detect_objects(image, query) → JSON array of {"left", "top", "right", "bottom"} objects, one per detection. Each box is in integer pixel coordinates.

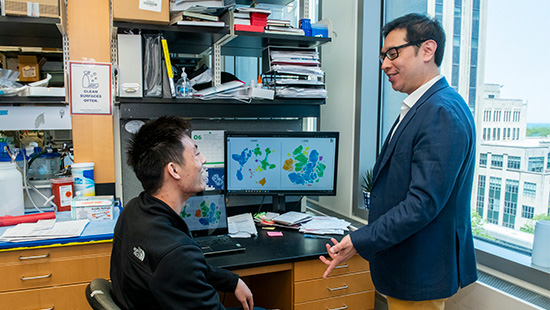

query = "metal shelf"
[
  {"left": 118, "top": 98, "right": 322, "bottom": 119},
  {"left": 0, "top": 96, "right": 67, "bottom": 105},
  {"left": 0, "top": 16, "right": 62, "bottom": 49}
]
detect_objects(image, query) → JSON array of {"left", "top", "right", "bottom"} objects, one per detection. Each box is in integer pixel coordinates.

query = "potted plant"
[{"left": 361, "top": 168, "right": 374, "bottom": 210}]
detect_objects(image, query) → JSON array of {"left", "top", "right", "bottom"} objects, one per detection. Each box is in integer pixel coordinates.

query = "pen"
[{"left": 304, "top": 234, "right": 335, "bottom": 240}]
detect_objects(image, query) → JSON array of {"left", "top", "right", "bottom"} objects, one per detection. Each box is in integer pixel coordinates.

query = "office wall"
[
  {"left": 316, "top": 1, "right": 381, "bottom": 220},
  {"left": 316, "top": 0, "right": 360, "bottom": 217}
]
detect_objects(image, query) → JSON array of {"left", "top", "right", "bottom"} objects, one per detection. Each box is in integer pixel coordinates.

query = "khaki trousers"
[{"left": 386, "top": 295, "right": 447, "bottom": 310}]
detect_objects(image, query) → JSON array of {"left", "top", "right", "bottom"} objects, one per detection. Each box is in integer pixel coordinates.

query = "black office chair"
[{"left": 85, "top": 278, "right": 122, "bottom": 310}]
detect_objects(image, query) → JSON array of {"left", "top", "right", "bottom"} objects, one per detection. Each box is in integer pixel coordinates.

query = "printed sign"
[{"left": 69, "top": 61, "right": 112, "bottom": 115}]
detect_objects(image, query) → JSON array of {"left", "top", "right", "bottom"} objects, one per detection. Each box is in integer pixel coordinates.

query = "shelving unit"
[{"left": 0, "top": 16, "right": 68, "bottom": 130}]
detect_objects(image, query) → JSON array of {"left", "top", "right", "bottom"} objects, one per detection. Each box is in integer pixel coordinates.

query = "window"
[
  {"left": 503, "top": 180, "right": 518, "bottom": 229},
  {"left": 378, "top": 0, "right": 549, "bottom": 294},
  {"left": 507, "top": 156, "right": 520, "bottom": 170},
  {"left": 493, "top": 110, "right": 501, "bottom": 122},
  {"left": 491, "top": 154, "right": 503, "bottom": 168},
  {"left": 488, "top": 177, "right": 502, "bottom": 224},
  {"left": 513, "top": 110, "right": 521, "bottom": 122},
  {"left": 522, "top": 205, "right": 534, "bottom": 219},
  {"left": 484, "top": 110, "right": 491, "bottom": 121},
  {"left": 477, "top": 175, "right": 486, "bottom": 217},
  {"left": 528, "top": 157, "right": 544, "bottom": 172},
  {"left": 479, "top": 153, "right": 487, "bottom": 166},
  {"left": 523, "top": 182, "right": 537, "bottom": 197}
]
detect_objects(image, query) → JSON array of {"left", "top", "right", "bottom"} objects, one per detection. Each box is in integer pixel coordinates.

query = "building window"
[
  {"left": 484, "top": 110, "right": 491, "bottom": 121},
  {"left": 493, "top": 110, "right": 501, "bottom": 122},
  {"left": 528, "top": 156, "right": 544, "bottom": 172},
  {"left": 504, "top": 110, "right": 511, "bottom": 122},
  {"left": 523, "top": 182, "right": 537, "bottom": 197},
  {"left": 491, "top": 154, "right": 503, "bottom": 168},
  {"left": 503, "top": 179, "right": 518, "bottom": 229},
  {"left": 522, "top": 205, "right": 534, "bottom": 219},
  {"left": 492, "top": 128, "right": 497, "bottom": 140},
  {"left": 488, "top": 177, "right": 502, "bottom": 224},
  {"left": 479, "top": 153, "right": 487, "bottom": 166},
  {"left": 507, "top": 156, "right": 521, "bottom": 170},
  {"left": 482, "top": 128, "right": 487, "bottom": 140},
  {"left": 477, "top": 175, "right": 486, "bottom": 218},
  {"left": 513, "top": 110, "right": 520, "bottom": 122},
  {"left": 488, "top": 94, "right": 495, "bottom": 98},
  {"left": 547, "top": 152, "right": 550, "bottom": 169}
]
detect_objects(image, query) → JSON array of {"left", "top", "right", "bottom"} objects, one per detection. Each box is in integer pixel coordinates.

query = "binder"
[{"left": 161, "top": 38, "right": 176, "bottom": 98}]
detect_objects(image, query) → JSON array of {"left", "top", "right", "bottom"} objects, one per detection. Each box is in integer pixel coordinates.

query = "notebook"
[{"left": 181, "top": 193, "right": 245, "bottom": 256}]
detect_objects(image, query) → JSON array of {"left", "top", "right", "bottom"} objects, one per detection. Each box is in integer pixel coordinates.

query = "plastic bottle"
[
  {"left": 72, "top": 162, "right": 95, "bottom": 197},
  {"left": 0, "top": 142, "right": 25, "bottom": 217},
  {"left": 175, "top": 71, "right": 192, "bottom": 98}
]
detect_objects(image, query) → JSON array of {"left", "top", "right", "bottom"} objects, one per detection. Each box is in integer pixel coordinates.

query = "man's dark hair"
[
  {"left": 126, "top": 116, "right": 192, "bottom": 194},
  {"left": 382, "top": 13, "right": 446, "bottom": 67}
]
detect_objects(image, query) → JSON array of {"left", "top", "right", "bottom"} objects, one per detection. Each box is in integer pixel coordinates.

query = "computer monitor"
[{"left": 225, "top": 131, "right": 339, "bottom": 212}]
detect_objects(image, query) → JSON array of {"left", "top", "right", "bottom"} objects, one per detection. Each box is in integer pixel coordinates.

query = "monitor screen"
[{"left": 225, "top": 131, "right": 339, "bottom": 196}]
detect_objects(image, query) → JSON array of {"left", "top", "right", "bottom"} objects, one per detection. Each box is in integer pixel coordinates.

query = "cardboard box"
[
  {"left": 71, "top": 195, "right": 114, "bottom": 221},
  {"left": 113, "top": 0, "right": 169, "bottom": 24},
  {"left": 18, "top": 55, "right": 40, "bottom": 82},
  {"left": 4, "top": 0, "right": 59, "bottom": 18}
]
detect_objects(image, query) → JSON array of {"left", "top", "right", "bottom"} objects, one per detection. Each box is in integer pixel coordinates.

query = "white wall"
[{"left": 316, "top": 0, "right": 360, "bottom": 216}]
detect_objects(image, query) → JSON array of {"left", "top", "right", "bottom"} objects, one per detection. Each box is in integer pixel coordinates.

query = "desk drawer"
[
  {"left": 294, "top": 255, "right": 369, "bottom": 281},
  {"left": 0, "top": 282, "right": 90, "bottom": 310},
  {"left": 295, "top": 290, "right": 375, "bottom": 310},
  {"left": 294, "top": 271, "right": 374, "bottom": 303},
  {"left": 0, "top": 254, "right": 110, "bottom": 292},
  {"left": 0, "top": 242, "right": 112, "bottom": 265}
]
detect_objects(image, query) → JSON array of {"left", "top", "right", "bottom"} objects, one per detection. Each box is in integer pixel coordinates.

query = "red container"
[
  {"left": 51, "top": 177, "right": 74, "bottom": 212},
  {"left": 250, "top": 12, "right": 268, "bottom": 27}
]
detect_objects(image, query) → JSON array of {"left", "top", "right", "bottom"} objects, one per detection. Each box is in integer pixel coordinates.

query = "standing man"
[
  {"left": 110, "top": 116, "right": 255, "bottom": 310},
  {"left": 320, "top": 13, "right": 478, "bottom": 309}
]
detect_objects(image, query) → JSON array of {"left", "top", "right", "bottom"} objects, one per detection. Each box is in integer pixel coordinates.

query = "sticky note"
[
  {"left": 262, "top": 226, "right": 276, "bottom": 230},
  {"left": 267, "top": 231, "right": 283, "bottom": 237}
]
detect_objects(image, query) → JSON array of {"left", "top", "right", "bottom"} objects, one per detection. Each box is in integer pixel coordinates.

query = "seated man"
[{"left": 110, "top": 116, "right": 255, "bottom": 310}]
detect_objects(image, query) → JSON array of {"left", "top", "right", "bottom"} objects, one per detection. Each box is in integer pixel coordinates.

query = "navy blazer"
[{"left": 350, "top": 77, "right": 478, "bottom": 301}]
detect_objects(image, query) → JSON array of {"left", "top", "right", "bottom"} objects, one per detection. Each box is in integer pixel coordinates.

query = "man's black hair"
[
  {"left": 126, "top": 116, "right": 192, "bottom": 194},
  {"left": 382, "top": 13, "right": 446, "bottom": 67}
]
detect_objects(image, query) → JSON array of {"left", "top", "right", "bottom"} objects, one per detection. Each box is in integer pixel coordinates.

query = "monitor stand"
[{"left": 272, "top": 194, "right": 286, "bottom": 213}]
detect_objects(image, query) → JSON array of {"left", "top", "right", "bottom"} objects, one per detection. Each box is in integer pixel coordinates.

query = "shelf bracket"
[{"left": 212, "top": 10, "right": 237, "bottom": 86}]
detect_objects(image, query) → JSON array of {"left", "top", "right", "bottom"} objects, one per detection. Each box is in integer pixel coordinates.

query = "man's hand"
[
  {"left": 319, "top": 235, "right": 357, "bottom": 278},
  {"left": 234, "top": 278, "right": 254, "bottom": 310}
]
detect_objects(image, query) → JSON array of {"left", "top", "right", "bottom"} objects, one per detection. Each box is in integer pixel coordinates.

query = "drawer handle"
[
  {"left": 334, "top": 264, "right": 349, "bottom": 269},
  {"left": 21, "top": 273, "right": 52, "bottom": 281},
  {"left": 327, "top": 305, "right": 348, "bottom": 310},
  {"left": 19, "top": 253, "right": 50, "bottom": 260},
  {"left": 32, "top": 307, "right": 54, "bottom": 310},
  {"left": 327, "top": 284, "right": 348, "bottom": 291}
]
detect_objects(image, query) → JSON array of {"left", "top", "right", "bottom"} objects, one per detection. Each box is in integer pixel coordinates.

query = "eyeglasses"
[{"left": 379, "top": 39, "right": 428, "bottom": 64}]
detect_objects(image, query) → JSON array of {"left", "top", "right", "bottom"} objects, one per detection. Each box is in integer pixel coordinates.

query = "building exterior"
[{"left": 473, "top": 84, "right": 550, "bottom": 238}]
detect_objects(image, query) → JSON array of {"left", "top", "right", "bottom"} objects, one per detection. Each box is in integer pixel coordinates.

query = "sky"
[{"left": 484, "top": 0, "right": 550, "bottom": 124}]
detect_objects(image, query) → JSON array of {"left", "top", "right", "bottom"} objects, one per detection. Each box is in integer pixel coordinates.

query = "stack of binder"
[{"left": 262, "top": 46, "right": 327, "bottom": 99}]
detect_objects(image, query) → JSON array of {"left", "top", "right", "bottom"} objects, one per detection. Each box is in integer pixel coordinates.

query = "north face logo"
[{"left": 133, "top": 246, "right": 145, "bottom": 261}]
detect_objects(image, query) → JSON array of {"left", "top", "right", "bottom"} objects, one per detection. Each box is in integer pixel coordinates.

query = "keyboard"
[{"left": 194, "top": 235, "right": 246, "bottom": 256}]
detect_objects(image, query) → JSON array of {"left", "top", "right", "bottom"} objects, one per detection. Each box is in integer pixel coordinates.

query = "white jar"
[
  {"left": 72, "top": 162, "right": 95, "bottom": 197},
  {"left": 0, "top": 161, "right": 25, "bottom": 217}
]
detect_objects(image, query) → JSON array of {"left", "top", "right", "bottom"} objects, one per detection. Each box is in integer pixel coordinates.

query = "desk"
[
  {"left": 207, "top": 229, "right": 375, "bottom": 310},
  {"left": 0, "top": 213, "right": 374, "bottom": 309}
]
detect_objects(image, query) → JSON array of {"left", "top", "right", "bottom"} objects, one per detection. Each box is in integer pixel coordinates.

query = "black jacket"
[{"left": 110, "top": 192, "right": 239, "bottom": 310}]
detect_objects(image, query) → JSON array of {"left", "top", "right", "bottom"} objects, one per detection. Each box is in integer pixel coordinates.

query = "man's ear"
[
  {"left": 422, "top": 39, "right": 437, "bottom": 63},
  {"left": 167, "top": 162, "right": 182, "bottom": 180}
]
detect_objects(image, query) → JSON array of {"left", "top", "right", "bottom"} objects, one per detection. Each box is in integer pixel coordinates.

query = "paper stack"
[
  {"left": 228, "top": 213, "right": 258, "bottom": 238},
  {"left": 0, "top": 219, "right": 90, "bottom": 242},
  {"left": 272, "top": 211, "right": 312, "bottom": 226},
  {"left": 262, "top": 47, "right": 327, "bottom": 98},
  {"left": 299, "top": 216, "right": 350, "bottom": 235}
]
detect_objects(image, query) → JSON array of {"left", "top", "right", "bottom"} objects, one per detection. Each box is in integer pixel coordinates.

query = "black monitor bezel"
[{"left": 224, "top": 131, "right": 339, "bottom": 196}]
